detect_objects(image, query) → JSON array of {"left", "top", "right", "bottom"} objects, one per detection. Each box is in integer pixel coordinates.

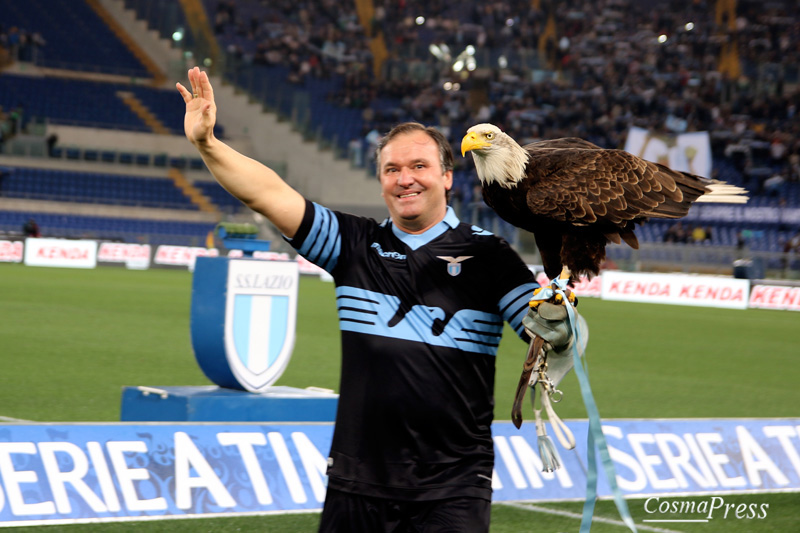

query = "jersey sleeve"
[
  {"left": 493, "top": 241, "right": 540, "bottom": 341},
  {"left": 284, "top": 199, "right": 376, "bottom": 275},
  {"left": 284, "top": 199, "right": 342, "bottom": 273}
]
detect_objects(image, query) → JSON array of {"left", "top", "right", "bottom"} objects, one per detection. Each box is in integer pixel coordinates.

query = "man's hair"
[{"left": 374, "top": 122, "right": 454, "bottom": 202}]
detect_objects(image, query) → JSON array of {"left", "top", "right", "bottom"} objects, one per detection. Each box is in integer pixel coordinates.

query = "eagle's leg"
[
  {"left": 552, "top": 267, "right": 577, "bottom": 306},
  {"left": 529, "top": 267, "right": 577, "bottom": 309}
]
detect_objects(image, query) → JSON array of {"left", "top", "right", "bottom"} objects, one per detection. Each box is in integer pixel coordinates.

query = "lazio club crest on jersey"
[
  {"left": 437, "top": 255, "right": 473, "bottom": 277},
  {"left": 191, "top": 258, "right": 299, "bottom": 392}
]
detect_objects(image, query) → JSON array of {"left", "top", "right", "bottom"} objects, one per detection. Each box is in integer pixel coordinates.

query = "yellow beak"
[{"left": 461, "top": 132, "right": 491, "bottom": 157}]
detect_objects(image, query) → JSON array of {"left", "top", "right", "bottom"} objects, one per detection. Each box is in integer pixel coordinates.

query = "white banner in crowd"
[
  {"left": 0, "top": 240, "right": 23, "bottom": 263},
  {"left": 23, "top": 238, "right": 98, "bottom": 269},
  {"left": 684, "top": 204, "right": 800, "bottom": 225},
  {"left": 0, "top": 419, "right": 798, "bottom": 527},
  {"left": 624, "top": 127, "right": 712, "bottom": 180}
]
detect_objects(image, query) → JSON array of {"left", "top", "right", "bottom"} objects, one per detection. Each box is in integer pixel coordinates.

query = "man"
[
  {"left": 177, "top": 67, "right": 571, "bottom": 532},
  {"left": 22, "top": 217, "right": 40, "bottom": 237}
]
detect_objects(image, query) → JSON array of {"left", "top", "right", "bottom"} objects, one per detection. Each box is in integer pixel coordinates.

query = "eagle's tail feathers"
[
  {"left": 697, "top": 181, "right": 749, "bottom": 204},
  {"left": 643, "top": 202, "right": 692, "bottom": 219}
]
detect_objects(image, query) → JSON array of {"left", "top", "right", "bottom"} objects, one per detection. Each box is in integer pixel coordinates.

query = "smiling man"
[
  {"left": 178, "top": 68, "right": 546, "bottom": 533},
  {"left": 377, "top": 123, "right": 453, "bottom": 233}
]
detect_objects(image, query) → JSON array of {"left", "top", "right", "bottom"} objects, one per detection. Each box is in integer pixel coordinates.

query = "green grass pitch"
[{"left": 1, "top": 263, "right": 798, "bottom": 531}]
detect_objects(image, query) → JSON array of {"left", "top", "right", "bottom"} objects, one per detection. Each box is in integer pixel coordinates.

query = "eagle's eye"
[{"left": 485, "top": 132, "right": 495, "bottom": 140}]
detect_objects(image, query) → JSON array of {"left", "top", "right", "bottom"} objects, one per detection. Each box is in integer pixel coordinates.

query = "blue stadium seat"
[
  {"left": 0, "top": 210, "right": 215, "bottom": 246},
  {"left": 0, "top": 166, "right": 197, "bottom": 211},
  {"left": 0, "top": 0, "right": 150, "bottom": 77}
]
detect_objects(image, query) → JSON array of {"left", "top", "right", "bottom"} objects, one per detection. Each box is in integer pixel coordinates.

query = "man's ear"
[{"left": 444, "top": 169, "right": 453, "bottom": 190}]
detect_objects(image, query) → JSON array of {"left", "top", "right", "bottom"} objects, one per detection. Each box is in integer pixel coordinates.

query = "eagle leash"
[{"left": 516, "top": 274, "right": 637, "bottom": 533}]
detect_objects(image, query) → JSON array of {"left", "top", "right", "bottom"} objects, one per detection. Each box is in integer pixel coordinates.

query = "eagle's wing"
[
  {"left": 525, "top": 137, "right": 605, "bottom": 150},
  {"left": 522, "top": 143, "right": 708, "bottom": 229}
]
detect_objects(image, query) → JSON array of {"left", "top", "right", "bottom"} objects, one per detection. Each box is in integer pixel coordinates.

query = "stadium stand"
[
  {"left": 0, "top": 166, "right": 199, "bottom": 210},
  {"left": 0, "top": 74, "right": 212, "bottom": 136},
  {"left": 0, "top": 0, "right": 798, "bottom": 276},
  {"left": 0, "top": 209, "right": 215, "bottom": 247},
  {"left": 0, "top": 0, "right": 152, "bottom": 78}
]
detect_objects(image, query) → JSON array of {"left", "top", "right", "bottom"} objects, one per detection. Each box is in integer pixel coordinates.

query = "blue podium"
[
  {"left": 120, "top": 385, "right": 338, "bottom": 422},
  {"left": 120, "top": 230, "right": 338, "bottom": 422}
]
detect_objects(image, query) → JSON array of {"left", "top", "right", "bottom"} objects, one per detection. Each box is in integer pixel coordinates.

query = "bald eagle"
[{"left": 461, "top": 123, "right": 747, "bottom": 281}]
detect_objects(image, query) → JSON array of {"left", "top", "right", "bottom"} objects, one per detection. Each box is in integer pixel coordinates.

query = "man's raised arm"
[{"left": 176, "top": 67, "right": 306, "bottom": 238}]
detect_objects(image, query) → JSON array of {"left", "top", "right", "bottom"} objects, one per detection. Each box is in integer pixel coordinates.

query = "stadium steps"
[
  {"left": 353, "top": 0, "right": 389, "bottom": 77},
  {"left": 85, "top": 0, "right": 166, "bottom": 84},
  {"left": 176, "top": 0, "right": 222, "bottom": 65},
  {"left": 116, "top": 91, "right": 171, "bottom": 135},
  {"left": 167, "top": 167, "right": 219, "bottom": 215}
]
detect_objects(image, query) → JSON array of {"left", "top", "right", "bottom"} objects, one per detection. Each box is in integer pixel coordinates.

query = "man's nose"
[{"left": 397, "top": 168, "right": 414, "bottom": 186}]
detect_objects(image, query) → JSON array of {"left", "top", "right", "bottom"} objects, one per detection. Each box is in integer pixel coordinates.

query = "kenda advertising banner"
[
  {"left": 601, "top": 270, "right": 750, "bottom": 309},
  {"left": 748, "top": 284, "right": 800, "bottom": 311},
  {"left": 0, "top": 240, "right": 23, "bottom": 263},
  {"left": 154, "top": 245, "right": 219, "bottom": 267},
  {"left": 97, "top": 243, "right": 152, "bottom": 269},
  {"left": 23, "top": 238, "right": 98, "bottom": 269},
  {"left": 1, "top": 419, "right": 799, "bottom": 527}
]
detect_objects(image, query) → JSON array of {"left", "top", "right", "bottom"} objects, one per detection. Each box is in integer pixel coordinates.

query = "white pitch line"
[
  {"left": 0, "top": 415, "right": 33, "bottom": 423},
  {"left": 498, "top": 501, "right": 683, "bottom": 533}
]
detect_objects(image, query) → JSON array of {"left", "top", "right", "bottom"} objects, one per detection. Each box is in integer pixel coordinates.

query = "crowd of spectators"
[
  {"left": 1, "top": 23, "right": 40, "bottom": 149},
  {"left": 7, "top": 0, "right": 799, "bottom": 254},
  {"left": 0, "top": 24, "right": 46, "bottom": 66},
  {"left": 209, "top": 0, "right": 799, "bottom": 189},
  {"left": 206, "top": 0, "right": 800, "bottom": 247},
  {"left": 211, "top": 0, "right": 372, "bottom": 85},
  {"left": 663, "top": 222, "right": 714, "bottom": 244},
  {"left": 0, "top": 103, "right": 24, "bottom": 153}
]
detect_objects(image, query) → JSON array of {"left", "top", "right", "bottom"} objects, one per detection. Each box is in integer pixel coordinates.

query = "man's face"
[{"left": 379, "top": 130, "right": 453, "bottom": 234}]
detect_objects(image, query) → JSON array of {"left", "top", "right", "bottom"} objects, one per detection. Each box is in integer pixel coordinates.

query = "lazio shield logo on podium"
[{"left": 191, "top": 257, "right": 299, "bottom": 392}]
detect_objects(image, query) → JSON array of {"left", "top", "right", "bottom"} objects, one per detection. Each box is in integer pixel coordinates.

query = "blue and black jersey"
[{"left": 288, "top": 200, "right": 538, "bottom": 501}]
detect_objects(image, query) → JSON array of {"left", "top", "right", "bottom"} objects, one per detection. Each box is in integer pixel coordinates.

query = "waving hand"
[{"left": 176, "top": 66, "right": 217, "bottom": 147}]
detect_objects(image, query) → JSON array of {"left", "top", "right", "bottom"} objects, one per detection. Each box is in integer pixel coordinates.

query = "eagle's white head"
[{"left": 461, "top": 123, "right": 530, "bottom": 189}]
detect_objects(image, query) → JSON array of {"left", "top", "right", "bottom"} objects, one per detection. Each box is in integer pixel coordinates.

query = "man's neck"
[
  {"left": 390, "top": 207, "right": 459, "bottom": 251},
  {"left": 392, "top": 208, "right": 448, "bottom": 235}
]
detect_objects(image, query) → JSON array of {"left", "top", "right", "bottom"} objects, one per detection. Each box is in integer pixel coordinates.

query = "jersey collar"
[{"left": 389, "top": 206, "right": 460, "bottom": 251}]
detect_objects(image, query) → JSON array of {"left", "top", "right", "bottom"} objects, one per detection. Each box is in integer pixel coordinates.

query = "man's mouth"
[{"left": 398, "top": 192, "right": 420, "bottom": 199}]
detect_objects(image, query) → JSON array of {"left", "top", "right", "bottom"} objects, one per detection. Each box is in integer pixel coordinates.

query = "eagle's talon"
[
  {"left": 559, "top": 289, "right": 578, "bottom": 307},
  {"left": 528, "top": 287, "right": 547, "bottom": 309}
]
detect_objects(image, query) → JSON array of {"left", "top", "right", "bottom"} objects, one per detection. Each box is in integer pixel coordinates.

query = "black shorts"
[{"left": 318, "top": 488, "right": 491, "bottom": 533}]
